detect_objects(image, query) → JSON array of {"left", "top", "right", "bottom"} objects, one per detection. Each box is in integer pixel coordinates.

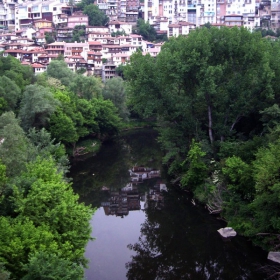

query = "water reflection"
[
  {"left": 126, "top": 186, "right": 267, "bottom": 280},
  {"left": 100, "top": 166, "right": 165, "bottom": 218},
  {"left": 70, "top": 129, "right": 268, "bottom": 280}
]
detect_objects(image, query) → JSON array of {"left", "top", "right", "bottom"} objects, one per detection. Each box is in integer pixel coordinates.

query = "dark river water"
[{"left": 70, "top": 129, "right": 269, "bottom": 280}]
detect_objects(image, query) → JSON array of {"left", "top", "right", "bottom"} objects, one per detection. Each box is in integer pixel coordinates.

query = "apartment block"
[{"left": 0, "top": 0, "right": 16, "bottom": 30}]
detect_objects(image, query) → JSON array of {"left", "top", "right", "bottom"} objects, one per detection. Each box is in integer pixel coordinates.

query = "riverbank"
[
  {"left": 69, "top": 119, "right": 157, "bottom": 158},
  {"left": 70, "top": 128, "right": 269, "bottom": 280}
]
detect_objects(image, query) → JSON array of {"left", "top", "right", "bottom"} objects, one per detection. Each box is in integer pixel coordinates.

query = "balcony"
[{"left": 261, "top": 15, "right": 271, "bottom": 19}]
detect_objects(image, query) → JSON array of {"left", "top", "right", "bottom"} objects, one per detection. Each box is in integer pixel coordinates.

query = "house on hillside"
[
  {"left": 34, "top": 19, "right": 53, "bottom": 36},
  {"left": 89, "top": 41, "right": 103, "bottom": 52},
  {"left": 45, "top": 41, "right": 65, "bottom": 56},
  {"left": 87, "top": 51, "right": 102, "bottom": 75},
  {"left": 31, "top": 62, "right": 47, "bottom": 75},
  {"left": 102, "top": 62, "right": 117, "bottom": 81},
  {"left": 67, "top": 11, "right": 88, "bottom": 28},
  {"left": 108, "top": 20, "right": 133, "bottom": 34}
]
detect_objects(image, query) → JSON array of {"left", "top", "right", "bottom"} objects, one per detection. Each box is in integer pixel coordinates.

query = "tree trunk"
[
  {"left": 208, "top": 105, "right": 214, "bottom": 143},
  {"left": 230, "top": 115, "right": 242, "bottom": 131},
  {"left": 72, "top": 142, "right": 76, "bottom": 157}
]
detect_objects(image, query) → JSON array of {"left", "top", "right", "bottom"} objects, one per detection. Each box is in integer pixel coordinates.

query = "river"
[{"left": 70, "top": 129, "right": 269, "bottom": 280}]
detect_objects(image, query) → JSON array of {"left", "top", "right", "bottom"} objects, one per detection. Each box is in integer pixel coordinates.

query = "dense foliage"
[
  {"left": 133, "top": 19, "right": 168, "bottom": 42},
  {"left": 0, "top": 54, "right": 124, "bottom": 278},
  {"left": 124, "top": 26, "right": 280, "bottom": 250},
  {"left": 77, "top": 0, "right": 109, "bottom": 26}
]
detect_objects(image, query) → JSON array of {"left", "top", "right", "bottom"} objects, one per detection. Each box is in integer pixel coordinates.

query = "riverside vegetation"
[
  {"left": 123, "top": 26, "right": 280, "bottom": 254},
  {"left": 0, "top": 56, "right": 131, "bottom": 279}
]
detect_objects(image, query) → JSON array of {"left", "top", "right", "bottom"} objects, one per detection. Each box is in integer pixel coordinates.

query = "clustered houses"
[
  {"left": 144, "top": 0, "right": 262, "bottom": 32},
  {"left": 0, "top": 0, "right": 277, "bottom": 81},
  {"left": 0, "top": 0, "right": 278, "bottom": 35},
  {"left": 1, "top": 26, "right": 163, "bottom": 80}
]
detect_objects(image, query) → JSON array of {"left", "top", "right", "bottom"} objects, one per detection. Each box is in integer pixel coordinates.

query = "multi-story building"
[
  {"left": 15, "top": 0, "right": 70, "bottom": 31},
  {"left": 45, "top": 41, "right": 65, "bottom": 55},
  {"left": 56, "top": 27, "right": 73, "bottom": 41},
  {"left": 144, "top": 0, "right": 260, "bottom": 31},
  {"left": 89, "top": 40, "right": 103, "bottom": 52},
  {"left": 130, "top": 33, "right": 142, "bottom": 46},
  {"left": 108, "top": 20, "right": 133, "bottom": 34},
  {"left": 64, "top": 41, "right": 89, "bottom": 59},
  {"left": 67, "top": 11, "right": 88, "bottom": 28},
  {"left": 168, "top": 20, "right": 195, "bottom": 36},
  {"left": 270, "top": 0, "right": 280, "bottom": 29},
  {"left": 118, "top": 0, "right": 127, "bottom": 21},
  {"left": 102, "top": 62, "right": 117, "bottom": 81},
  {"left": 0, "top": 0, "right": 16, "bottom": 30},
  {"left": 34, "top": 19, "right": 53, "bottom": 36},
  {"left": 87, "top": 50, "right": 102, "bottom": 76}
]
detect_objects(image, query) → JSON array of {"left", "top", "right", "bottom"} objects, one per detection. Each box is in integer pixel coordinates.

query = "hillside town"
[{"left": 0, "top": 0, "right": 277, "bottom": 79}]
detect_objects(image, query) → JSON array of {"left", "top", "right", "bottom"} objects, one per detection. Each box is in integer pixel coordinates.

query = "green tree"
[
  {"left": 76, "top": 98, "right": 99, "bottom": 134},
  {"left": 0, "top": 157, "right": 94, "bottom": 278},
  {"left": 76, "top": 0, "right": 95, "bottom": 10},
  {"left": 111, "top": 30, "right": 127, "bottom": 37},
  {"left": 47, "top": 60, "right": 74, "bottom": 87},
  {"left": 49, "top": 87, "right": 93, "bottom": 145},
  {"left": 83, "top": 4, "right": 109, "bottom": 26},
  {"left": 0, "top": 217, "right": 58, "bottom": 278},
  {"left": 0, "top": 55, "right": 33, "bottom": 90},
  {"left": 134, "top": 19, "right": 157, "bottom": 42},
  {"left": 70, "top": 74, "right": 102, "bottom": 99},
  {"left": 0, "top": 112, "right": 30, "bottom": 177},
  {"left": 0, "top": 75, "right": 21, "bottom": 113},
  {"left": 181, "top": 140, "right": 208, "bottom": 192},
  {"left": 125, "top": 27, "right": 275, "bottom": 169},
  {"left": 22, "top": 251, "right": 84, "bottom": 280},
  {"left": 0, "top": 263, "right": 10, "bottom": 280},
  {"left": 124, "top": 51, "right": 159, "bottom": 118},
  {"left": 92, "top": 98, "right": 121, "bottom": 137},
  {"left": 19, "top": 84, "right": 60, "bottom": 131},
  {"left": 45, "top": 32, "right": 56, "bottom": 44},
  {"left": 218, "top": 139, "right": 280, "bottom": 250},
  {"left": 71, "top": 25, "right": 86, "bottom": 42},
  {"left": 27, "top": 128, "right": 69, "bottom": 176},
  {"left": 50, "top": 108, "right": 79, "bottom": 145},
  {"left": 102, "top": 77, "right": 129, "bottom": 120}
]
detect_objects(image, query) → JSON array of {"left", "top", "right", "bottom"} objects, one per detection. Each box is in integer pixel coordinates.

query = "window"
[{"left": 42, "top": 5, "right": 49, "bottom": 11}]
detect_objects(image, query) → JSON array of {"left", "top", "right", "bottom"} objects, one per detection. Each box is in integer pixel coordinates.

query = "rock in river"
[
  {"left": 217, "top": 227, "right": 237, "bottom": 238},
  {"left": 268, "top": 252, "right": 280, "bottom": 264}
]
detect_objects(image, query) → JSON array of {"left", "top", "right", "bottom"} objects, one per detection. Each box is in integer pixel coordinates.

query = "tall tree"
[
  {"left": 0, "top": 55, "right": 33, "bottom": 89},
  {"left": 102, "top": 77, "right": 129, "bottom": 120},
  {"left": 47, "top": 60, "right": 74, "bottom": 87},
  {"left": 134, "top": 19, "right": 157, "bottom": 42},
  {"left": 0, "top": 112, "right": 30, "bottom": 177},
  {"left": 70, "top": 74, "right": 102, "bottom": 99},
  {"left": 19, "top": 84, "right": 59, "bottom": 131},
  {"left": 125, "top": 26, "right": 275, "bottom": 169},
  {"left": 0, "top": 76, "right": 21, "bottom": 113},
  {"left": 0, "top": 157, "right": 94, "bottom": 278},
  {"left": 83, "top": 4, "right": 109, "bottom": 26}
]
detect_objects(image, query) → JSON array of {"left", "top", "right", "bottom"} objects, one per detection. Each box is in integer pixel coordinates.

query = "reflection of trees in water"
[
  {"left": 71, "top": 129, "right": 163, "bottom": 207},
  {"left": 126, "top": 189, "right": 265, "bottom": 280}
]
